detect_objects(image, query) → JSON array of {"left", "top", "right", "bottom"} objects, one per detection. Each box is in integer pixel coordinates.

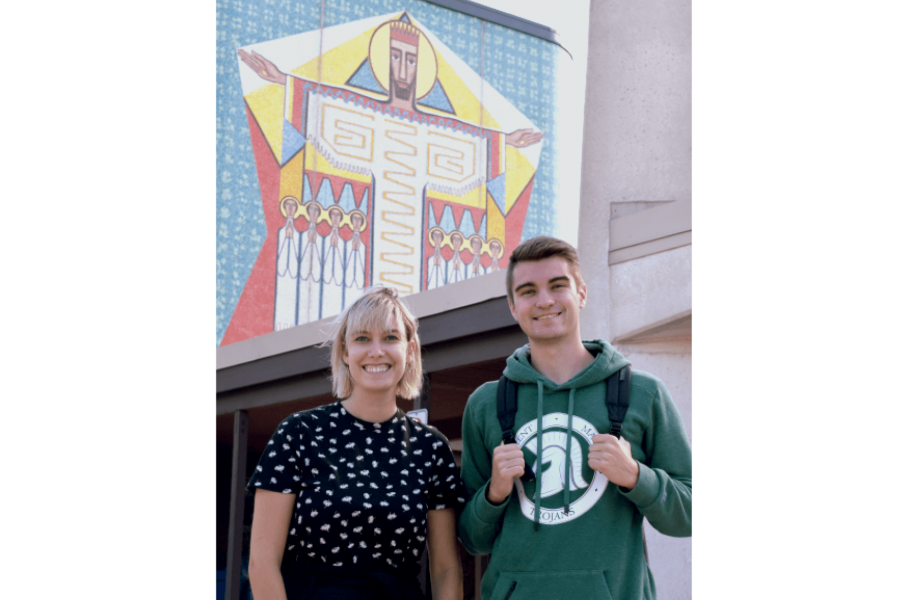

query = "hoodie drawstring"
[
  {"left": 563, "top": 388, "right": 576, "bottom": 515},
  {"left": 533, "top": 380, "right": 544, "bottom": 531}
]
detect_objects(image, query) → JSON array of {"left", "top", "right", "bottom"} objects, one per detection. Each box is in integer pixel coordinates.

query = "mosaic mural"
[{"left": 217, "top": 0, "right": 562, "bottom": 346}]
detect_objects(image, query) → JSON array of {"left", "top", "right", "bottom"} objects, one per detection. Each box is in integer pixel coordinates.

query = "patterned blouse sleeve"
[
  {"left": 424, "top": 428, "right": 467, "bottom": 512},
  {"left": 246, "top": 415, "right": 304, "bottom": 495}
]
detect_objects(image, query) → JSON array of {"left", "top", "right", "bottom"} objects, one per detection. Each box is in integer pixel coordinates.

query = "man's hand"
[
  {"left": 238, "top": 49, "right": 288, "bottom": 86},
  {"left": 588, "top": 434, "right": 640, "bottom": 490},
  {"left": 487, "top": 443, "right": 525, "bottom": 504}
]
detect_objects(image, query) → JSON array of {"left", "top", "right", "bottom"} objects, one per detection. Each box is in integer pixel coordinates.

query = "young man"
[{"left": 458, "top": 236, "right": 691, "bottom": 600}]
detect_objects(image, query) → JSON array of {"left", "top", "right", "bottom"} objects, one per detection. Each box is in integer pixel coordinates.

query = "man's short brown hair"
[{"left": 506, "top": 236, "right": 584, "bottom": 304}]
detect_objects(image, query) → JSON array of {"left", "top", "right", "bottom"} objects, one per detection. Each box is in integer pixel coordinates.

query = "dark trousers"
[
  {"left": 283, "top": 572, "right": 377, "bottom": 599},
  {"left": 282, "top": 562, "right": 425, "bottom": 600}
]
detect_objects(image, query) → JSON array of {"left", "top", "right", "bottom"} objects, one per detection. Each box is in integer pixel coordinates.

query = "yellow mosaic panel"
[
  {"left": 245, "top": 83, "right": 287, "bottom": 164},
  {"left": 503, "top": 146, "right": 535, "bottom": 214},
  {"left": 279, "top": 148, "right": 306, "bottom": 201}
]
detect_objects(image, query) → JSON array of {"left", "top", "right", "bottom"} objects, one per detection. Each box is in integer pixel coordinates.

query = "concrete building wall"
[
  {"left": 610, "top": 246, "right": 692, "bottom": 342},
  {"left": 577, "top": 1, "right": 692, "bottom": 598}
]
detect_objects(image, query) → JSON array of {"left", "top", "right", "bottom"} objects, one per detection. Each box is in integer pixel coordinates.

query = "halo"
[
  {"left": 348, "top": 210, "right": 368, "bottom": 232},
  {"left": 468, "top": 234, "right": 485, "bottom": 255},
  {"left": 279, "top": 195, "right": 302, "bottom": 219},
  {"left": 487, "top": 238, "right": 505, "bottom": 259},
  {"left": 427, "top": 227, "right": 448, "bottom": 248},
  {"left": 448, "top": 230, "right": 466, "bottom": 251},
  {"left": 325, "top": 204, "right": 346, "bottom": 226},
  {"left": 301, "top": 201, "right": 325, "bottom": 224},
  {"left": 369, "top": 19, "right": 437, "bottom": 101}
]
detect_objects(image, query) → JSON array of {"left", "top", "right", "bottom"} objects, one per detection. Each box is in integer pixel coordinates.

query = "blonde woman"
[{"left": 247, "top": 287, "right": 465, "bottom": 600}]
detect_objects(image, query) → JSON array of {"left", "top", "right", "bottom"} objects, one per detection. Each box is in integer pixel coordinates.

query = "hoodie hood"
[{"left": 502, "top": 339, "right": 631, "bottom": 390}]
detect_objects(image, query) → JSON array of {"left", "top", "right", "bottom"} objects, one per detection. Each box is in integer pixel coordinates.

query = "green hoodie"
[{"left": 458, "top": 340, "right": 691, "bottom": 600}]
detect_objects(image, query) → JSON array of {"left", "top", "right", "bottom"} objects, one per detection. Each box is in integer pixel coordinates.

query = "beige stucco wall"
[
  {"left": 620, "top": 347, "right": 692, "bottom": 597},
  {"left": 577, "top": 1, "right": 692, "bottom": 598},
  {"left": 610, "top": 246, "right": 692, "bottom": 342}
]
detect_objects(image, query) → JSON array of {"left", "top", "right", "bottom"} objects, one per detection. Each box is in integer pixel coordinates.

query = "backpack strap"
[
  {"left": 496, "top": 376, "right": 535, "bottom": 480},
  {"left": 606, "top": 365, "right": 646, "bottom": 561},
  {"left": 496, "top": 375, "right": 519, "bottom": 445},
  {"left": 606, "top": 365, "right": 632, "bottom": 438}
]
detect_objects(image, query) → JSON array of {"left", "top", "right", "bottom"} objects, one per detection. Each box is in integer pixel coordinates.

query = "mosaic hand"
[
  {"left": 506, "top": 128, "right": 544, "bottom": 148},
  {"left": 238, "top": 49, "right": 287, "bottom": 86}
]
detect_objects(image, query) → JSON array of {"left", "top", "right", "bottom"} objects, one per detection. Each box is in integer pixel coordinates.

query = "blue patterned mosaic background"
[{"left": 217, "top": 0, "right": 561, "bottom": 345}]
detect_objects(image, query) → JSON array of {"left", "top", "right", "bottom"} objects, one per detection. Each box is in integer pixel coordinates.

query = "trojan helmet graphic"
[{"left": 525, "top": 431, "right": 590, "bottom": 499}]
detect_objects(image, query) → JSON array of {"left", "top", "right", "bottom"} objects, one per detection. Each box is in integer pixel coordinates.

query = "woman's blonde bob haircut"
[{"left": 328, "top": 286, "right": 423, "bottom": 399}]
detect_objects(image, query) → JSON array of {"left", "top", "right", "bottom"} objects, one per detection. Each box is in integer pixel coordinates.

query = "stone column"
[{"left": 577, "top": 2, "right": 692, "bottom": 599}]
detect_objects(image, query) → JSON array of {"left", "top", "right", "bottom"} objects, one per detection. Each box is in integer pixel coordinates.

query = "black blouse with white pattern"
[{"left": 247, "top": 402, "right": 466, "bottom": 576}]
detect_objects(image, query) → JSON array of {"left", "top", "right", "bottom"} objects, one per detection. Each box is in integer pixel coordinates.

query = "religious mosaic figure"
[
  {"left": 344, "top": 211, "right": 368, "bottom": 306},
  {"left": 468, "top": 234, "right": 485, "bottom": 278},
  {"left": 227, "top": 11, "right": 547, "bottom": 341},
  {"left": 448, "top": 232, "right": 465, "bottom": 284},
  {"left": 299, "top": 202, "right": 323, "bottom": 323},
  {"left": 427, "top": 228, "right": 447, "bottom": 290},
  {"left": 489, "top": 239, "right": 503, "bottom": 273},
  {"left": 322, "top": 206, "right": 346, "bottom": 313},
  {"left": 275, "top": 196, "right": 301, "bottom": 330}
]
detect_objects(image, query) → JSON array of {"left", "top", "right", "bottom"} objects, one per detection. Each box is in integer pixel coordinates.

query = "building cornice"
[{"left": 609, "top": 198, "right": 691, "bottom": 265}]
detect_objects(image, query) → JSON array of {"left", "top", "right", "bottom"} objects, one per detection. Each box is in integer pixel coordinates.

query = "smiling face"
[
  {"left": 342, "top": 313, "right": 411, "bottom": 397},
  {"left": 390, "top": 39, "right": 418, "bottom": 100},
  {"left": 508, "top": 257, "right": 587, "bottom": 345}
]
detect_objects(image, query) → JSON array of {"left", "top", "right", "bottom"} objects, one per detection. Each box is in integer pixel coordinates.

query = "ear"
[
  {"left": 577, "top": 283, "right": 587, "bottom": 309},
  {"left": 342, "top": 347, "right": 349, "bottom": 365}
]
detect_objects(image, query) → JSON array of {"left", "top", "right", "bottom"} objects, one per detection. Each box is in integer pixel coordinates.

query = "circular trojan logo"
[{"left": 513, "top": 413, "right": 608, "bottom": 525}]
